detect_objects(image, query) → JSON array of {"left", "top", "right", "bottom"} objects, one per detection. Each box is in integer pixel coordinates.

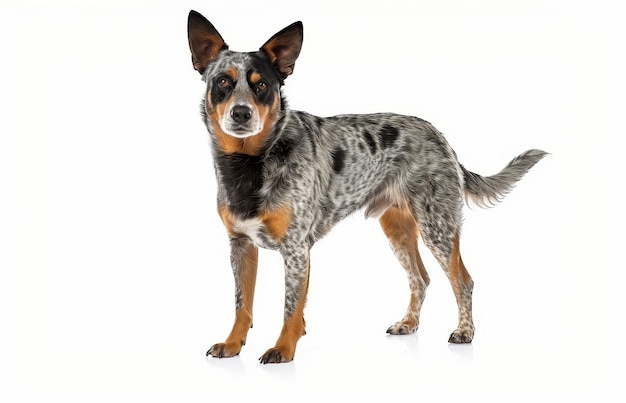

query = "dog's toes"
[
  {"left": 206, "top": 342, "right": 242, "bottom": 358},
  {"left": 386, "top": 320, "right": 418, "bottom": 335},
  {"left": 448, "top": 329, "right": 473, "bottom": 344},
  {"left": 259, "top": 347, "right": 293, "bottom": 364}
]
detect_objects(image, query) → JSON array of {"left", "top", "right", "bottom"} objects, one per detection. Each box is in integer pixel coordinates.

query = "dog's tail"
[{"left": 461, "top": 149, "right": 548, "bottom": 207}]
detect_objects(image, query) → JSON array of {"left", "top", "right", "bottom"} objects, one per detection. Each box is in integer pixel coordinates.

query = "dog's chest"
[
  {"left": 218, "top": 205, "right": 291, "bottom": 250},
  {"left": 215, "top": 153, "right": 264, "bottom": 218},
  {"left": 232, "top": 216, "right": 279, "bottom": 249}
]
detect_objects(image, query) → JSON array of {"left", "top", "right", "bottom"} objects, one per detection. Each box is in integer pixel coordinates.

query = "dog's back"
[{"left": 265, "top": 110, "right": 545, "bottom": 243}]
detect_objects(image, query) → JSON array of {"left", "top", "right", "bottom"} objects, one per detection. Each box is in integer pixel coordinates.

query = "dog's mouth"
[{"left": 222, "top": 124, "right": 260, "bottom": 138}]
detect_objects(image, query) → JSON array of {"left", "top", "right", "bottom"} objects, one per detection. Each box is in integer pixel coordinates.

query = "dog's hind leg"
[
  {"left": 418, "top": 216, "right": 474, "bottom": 343},
  {"left": 410, "top": 185, "right": 474, "bottom": 343},
  {"left": 259, "top": 245, "right": 310, "bottom": 364},
  {"left": 444, "top": 234, "right": 475, "bottom": 343},
  {"left": 380, "top": 205, "right": 430, "bottom": 335},
  {"left": 207, "top": 237, "right": 259, "bottom": 358}
]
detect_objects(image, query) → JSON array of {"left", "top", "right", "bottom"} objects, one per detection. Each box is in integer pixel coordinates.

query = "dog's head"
[{"left": 187, "top": 11, "right": 303, "bottom": 155}]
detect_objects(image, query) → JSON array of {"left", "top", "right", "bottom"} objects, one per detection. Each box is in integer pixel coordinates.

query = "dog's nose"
[{"left": 231, "top": 105, "right": 253, "bottom": 123}]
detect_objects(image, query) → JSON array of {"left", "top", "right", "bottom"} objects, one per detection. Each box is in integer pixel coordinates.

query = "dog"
[{"left": 187, "top": 10, "right": 546, "bottom": 364}]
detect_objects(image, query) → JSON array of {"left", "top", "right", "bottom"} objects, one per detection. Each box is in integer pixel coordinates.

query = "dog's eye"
[
  {"left": 256, "top": 81, "right": 268, "bottom": 93},
  {"left": 218, "top": 78, "right": 230, "bottom": 89}
]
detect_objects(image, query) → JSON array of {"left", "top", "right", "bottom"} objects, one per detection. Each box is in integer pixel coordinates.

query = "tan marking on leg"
[
  {"left": 267, "top": 293, "right": 306, "bottom": 362},
  {"left": 208, "top": 241, "right": 259, "bottom": 358},
  {"left": 217, "top": 204, "right": 236, "bottom": 237},
  {"left": 260, "top": 205, "right": 291, "bottom": 242},
  {"left": 447, "top": 233, "right": 474, "bottom": 343},
  {"left": 259, "top": 255, "right": 309, "bottom": 363},
  {"left": 450, "top": 234, "right": 472, "bottom": 285},
  {"left": 380, "top": 206, "right": 430, "bottom": 335}
]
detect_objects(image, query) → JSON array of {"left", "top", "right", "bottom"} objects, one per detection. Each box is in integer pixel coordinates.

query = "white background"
[{"left": 1, "top": 0, "right": 624, "bottom": 401}]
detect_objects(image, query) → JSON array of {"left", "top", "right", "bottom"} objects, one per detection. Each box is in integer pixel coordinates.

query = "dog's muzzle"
[{"left": 222, "top": 104, "right": 262, "bottom": 138}]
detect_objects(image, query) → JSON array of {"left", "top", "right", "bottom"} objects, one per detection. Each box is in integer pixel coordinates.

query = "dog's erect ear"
[
  {"left": 260, "top": 21, "right": 303, "bottom": 79},
  {"left": 187, "top": 10, "right": 228, "bottom": 74}
]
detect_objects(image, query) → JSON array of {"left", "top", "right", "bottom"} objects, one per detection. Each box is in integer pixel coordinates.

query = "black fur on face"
[
  {"left": 209, "top": 73, "right": 235, "bottom": 106},
  {"left": 247, "top": 52, "right": 284, "bottom": 104},
  {"left": 207, "top": 52, "right": 283, "bottom": 111}
]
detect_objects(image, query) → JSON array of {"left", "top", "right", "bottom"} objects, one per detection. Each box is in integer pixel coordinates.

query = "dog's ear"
[
  {"left": 187, "top": 10, "right": 228, "bottom": 74},
  {"left": 261, "top": 21, "right": 303, "bottom": 79}
]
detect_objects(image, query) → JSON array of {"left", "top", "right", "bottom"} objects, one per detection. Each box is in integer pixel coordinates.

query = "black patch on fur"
[
  {"left": 266, "top": 135, "right": 295, "bottom": 164},
  {"left": 216, "top": 153, "right": 264, "bottom": 218},
  {"left": 362, "top": 130, "right": 378, "bottom": 154},
  {"left": 378, "top": 125, "right": 399, "bottom": 149},
  {"left": 332, "top": 147, "right": 346, "bottom": 173}
]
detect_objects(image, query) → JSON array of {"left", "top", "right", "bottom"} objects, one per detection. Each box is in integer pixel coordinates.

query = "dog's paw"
[
  {"left": 448, "top": 328, "right": 473, "bottom": 344},
  {"left": 206, "top": 342, "right": 242, "bottom": 358},
  {"left": 259, "top": 347, "right": 294, "bottom": 364},
  {"left": 386, "top": 319, "right": 418, "bottom": 335}
]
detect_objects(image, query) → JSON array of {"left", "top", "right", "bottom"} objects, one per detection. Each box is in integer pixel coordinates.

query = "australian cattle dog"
[{"left": 187, "top": 10, "right": 547, "bottom": 363}]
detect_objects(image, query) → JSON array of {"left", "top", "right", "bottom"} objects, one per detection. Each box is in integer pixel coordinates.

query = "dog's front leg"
[
  {"left": 207, "top": 237, "right": 258, "bottom": 358},
  {"left": 259, "top": 245, "right": 310, "bottom": 364}
]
